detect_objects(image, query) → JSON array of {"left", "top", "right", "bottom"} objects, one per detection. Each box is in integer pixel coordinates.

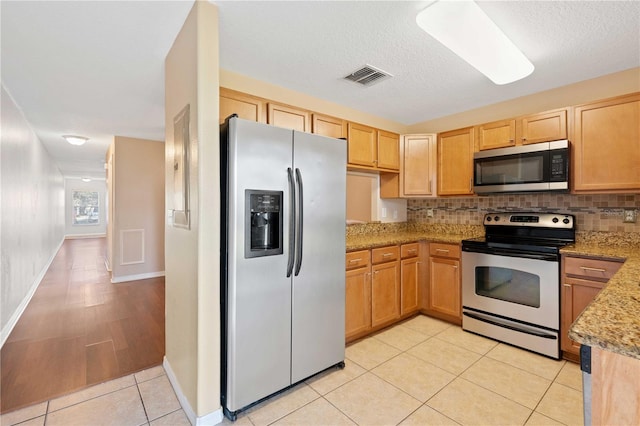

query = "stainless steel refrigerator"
[{"left": 220, "top": 116, "right": 346, "bottom": 420}]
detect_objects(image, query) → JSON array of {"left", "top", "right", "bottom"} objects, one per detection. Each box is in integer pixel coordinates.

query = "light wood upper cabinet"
[
  {"left": 437, "top": 127, "right": 475, "bottom": 196},
  {"left": 517, "top": 109, "right": 567, "bottom": 145},
  {"left": 477, "top": 119, "right": 516, "bottom": 150},
  {"left": 572, "top": 93, "right": 640, "bottom": 192},
  {"left": 377, "top": 130, "right": 400, "bottom": 171},
  {"left": 312, "top": 114, "right": 346, "bottom": 139},
  {"left": 347, "top": 122, "right": 377, "bottom": 168},
  {"left": 347, "top": 123, "right": 399, "bottom": 172},
  {"left": 219, "top": 88, "right": 265, "bottom": 124},
  {"left": 267, "top": 103, "right": 310, "bottom": 132},
  {"left": 400, "top": 134, "right": 437, "bottom": 197}
]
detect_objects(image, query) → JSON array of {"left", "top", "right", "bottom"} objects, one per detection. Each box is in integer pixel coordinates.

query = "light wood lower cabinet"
[
  {"left": 427, "top": 243, "right": 461, "bottom": 323},
  {"left": 371, "top": 246, "right": 401, "bottom": 328},
  {"left": 561, "top": 254, "right": 623, "bottom": 360},
  {"left": 345, "top": 250, "right": 371, "bottom": 342},
  {"left": 400, "top": 243, "right": 420, "bottom": 316}
]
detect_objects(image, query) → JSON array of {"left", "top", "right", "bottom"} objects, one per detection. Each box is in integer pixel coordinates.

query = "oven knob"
[
  {"left": 563, "top": 218, "right": 570, "bottom": 224},
  {"left": 552, "top": 217, "right": 559, "bottom": 223},
  {"left": 494, "top": 216, "right": 500, "bottom": 222}
]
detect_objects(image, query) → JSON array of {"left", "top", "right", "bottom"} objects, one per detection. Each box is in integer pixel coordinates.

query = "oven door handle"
[
  {"left": 463, "top": 311, "right": 557, "bottom": 340},
  {"left": 462, "top": 246, "right": 558, "bottom": 261}
]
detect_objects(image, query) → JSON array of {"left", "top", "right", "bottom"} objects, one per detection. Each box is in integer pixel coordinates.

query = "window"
[{"left": 72, "top": 191, "right": 100, "bottom": 225}]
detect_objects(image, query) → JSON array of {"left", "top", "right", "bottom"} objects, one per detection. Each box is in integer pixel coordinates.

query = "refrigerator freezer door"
[
  {"left": 290, "top": 130, "right": 346, "bottom": 383},
  {"left": 225, "top": 118, "right": 294, "bottom": 411}
]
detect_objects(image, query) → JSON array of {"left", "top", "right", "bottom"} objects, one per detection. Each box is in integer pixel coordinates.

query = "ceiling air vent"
[{"left": 343, "top": 64, "right": 392, "bottom": 86}]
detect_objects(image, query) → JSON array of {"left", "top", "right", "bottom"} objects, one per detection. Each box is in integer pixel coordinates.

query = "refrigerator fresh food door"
[
  {"left": 225, "top": 118, "right": 293, "bottom": 411},
  {"left": 290, "top": 130, "right": 346, "bottom": 383}
]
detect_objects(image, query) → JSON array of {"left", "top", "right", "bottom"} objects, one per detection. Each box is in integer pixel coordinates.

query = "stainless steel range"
[{"left": 461, "top": 213, "right": 575, "bottom": 359}]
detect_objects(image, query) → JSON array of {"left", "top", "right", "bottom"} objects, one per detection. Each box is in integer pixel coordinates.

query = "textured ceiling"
[{"left": 2, "top": 1, "right": 639, "bottom": 179}]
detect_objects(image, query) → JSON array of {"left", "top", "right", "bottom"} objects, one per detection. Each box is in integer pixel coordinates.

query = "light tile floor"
[{"left": 2, "top": 315, "right": 584, "bottom": 426}]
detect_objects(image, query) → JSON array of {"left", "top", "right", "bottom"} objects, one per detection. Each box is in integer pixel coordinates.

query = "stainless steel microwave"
[{"left": 473, "top": 140, "right": 569, "bottom": 194}]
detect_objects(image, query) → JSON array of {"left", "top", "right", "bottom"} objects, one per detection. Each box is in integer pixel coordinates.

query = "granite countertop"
[
  {"left": 346, "top": 231, "right": 471, "bottom": 251},
  {"left": 564, "top": 240, "right": 640, "bottom": 360}
]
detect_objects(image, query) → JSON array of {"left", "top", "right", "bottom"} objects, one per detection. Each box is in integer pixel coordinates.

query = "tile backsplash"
[{"left": 408, "top": 193, "right": 640, "bottom": 233}]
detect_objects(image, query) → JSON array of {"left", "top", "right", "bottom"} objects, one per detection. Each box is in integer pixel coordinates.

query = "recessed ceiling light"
[
  {"left": 416, "top": 0, "right": 534, "bottom": 85},
  {"left": 63, "top": 135, "right": 89, "bottom": 146}
]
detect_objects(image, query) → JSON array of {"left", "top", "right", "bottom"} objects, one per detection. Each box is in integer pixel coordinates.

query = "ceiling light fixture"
[
  {"left": 416, "top": 0, "right": 534, "bottom": 85},
  {"left": 63, "top": 135, "right": 89, "bottom": 146}
]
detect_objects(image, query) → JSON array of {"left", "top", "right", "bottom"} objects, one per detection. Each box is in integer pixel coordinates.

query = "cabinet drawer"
[
  {"left": 401, "top": 243, "right": 419, "bottom": 258},
  {"left": 564, "top": 256, "right": 622, "bottom": 281},
  {"left": 372, "top": 246, "right": 400, "bottom": 264},
  {"left": 429, "top": 243, "right": 461, "bottom": 259},
  {"left": 346, "top": 250, "right": 370, "bottom": 270}
]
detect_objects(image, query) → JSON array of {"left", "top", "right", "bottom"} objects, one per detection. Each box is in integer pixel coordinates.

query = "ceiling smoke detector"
[{"left": 343, "top": 65, "right": 393, "bottom": 86}]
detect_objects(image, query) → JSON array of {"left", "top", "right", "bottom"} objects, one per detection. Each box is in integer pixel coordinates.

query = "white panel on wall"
[{"left": 120, "top": 229, "right": 145, "bottom": 265}]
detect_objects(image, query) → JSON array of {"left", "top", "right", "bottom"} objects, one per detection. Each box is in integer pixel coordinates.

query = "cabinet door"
[
  {"left": 518, "top": 109, "right": 567, "bottom": 145},
  {"left": 401, "top": 257, "right": 419, "bottom": 316},
  {"left": 428, "top": 256, "right": 461, "bottom": 318},
  {"left": 312, "top": 114, "right": 346, "bottom": 139},
  {"left": 401, "top": 134, "right": 436, "bottom": 196},
  {"left": 219, "top": 88, "right": 265, "bottom": 124},
  {"left": 437, "top": 127, "right": 475, "bottom": 196},
  {"left": 573, "top": 93, "right": 640, "bottom": 192},
  {"left": 477, "top": 119, "right": 516, "bottom": 150},
  {"left": 377, "top": 131, "right": 400, "bottom": 171},
  {"left": 345, "top": 266, "right": 371, "bottom": 341},
  {"left": 371, "top": 261, "right": 400, "bottom": 327},
  {"left": 347, "top": 122, "right": 377, "bottom": 168},
  {"left": 267, "top": 103, "right": 310, "bottom": 132},
  {"left": 561, "top": 277, "right": 603, "bottom": 356}
]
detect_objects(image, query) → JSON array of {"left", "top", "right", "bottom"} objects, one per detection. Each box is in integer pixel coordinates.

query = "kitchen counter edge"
[{"left": 564, "top": 243, "right": 640, "bottom": 360}]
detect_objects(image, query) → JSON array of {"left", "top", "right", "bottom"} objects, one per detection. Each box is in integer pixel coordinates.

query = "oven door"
[{"left": 461, "top": 251, "right": 559, "bottom": 330}]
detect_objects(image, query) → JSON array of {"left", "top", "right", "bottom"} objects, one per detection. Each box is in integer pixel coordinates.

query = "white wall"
[
  {"left": 64, "top": 178, "right": 107, "bottom": 238},
  {"left": 0, "top": 85, "right": 65, "bottom": 347}
]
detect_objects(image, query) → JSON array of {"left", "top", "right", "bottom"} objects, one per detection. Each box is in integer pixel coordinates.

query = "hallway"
[{"left": 0, "top": 238, "right": 165, "bottom": 414}]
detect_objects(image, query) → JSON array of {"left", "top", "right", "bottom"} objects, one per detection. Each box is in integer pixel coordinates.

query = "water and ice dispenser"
[{"left": 245, "top": 190, "right": 283, "bottom": 258}]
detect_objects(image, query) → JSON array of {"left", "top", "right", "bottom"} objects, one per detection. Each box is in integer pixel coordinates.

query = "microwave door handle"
[{"left": 286, "top": 168, "right": 295, "bottom": 278}]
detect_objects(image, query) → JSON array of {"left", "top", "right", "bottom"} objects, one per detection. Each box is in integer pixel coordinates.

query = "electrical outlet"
[
  {"left": 427, "top": 208, "right": 434, "bottom": 218},
  {"left": 623, "top": 209, "right": 637, "bottom": 223}
]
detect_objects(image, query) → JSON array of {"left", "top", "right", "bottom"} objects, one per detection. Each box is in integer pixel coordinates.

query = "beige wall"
[
  {"left": 1, "top": 85, "right": 65, "bottom": 346},
  {"left": 109, "top": 136, "right": 165, "bottom": 282},
  {"left": 164, "top": 0, "right": 220, "bottom": 421},
  {"left": 407, "top": 67, "right": 640, "bottom": 133}
]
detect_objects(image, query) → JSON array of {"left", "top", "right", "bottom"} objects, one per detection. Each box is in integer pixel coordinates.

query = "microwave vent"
[{"left": 343, "top": 65, "right": 392, "bottom": 86}]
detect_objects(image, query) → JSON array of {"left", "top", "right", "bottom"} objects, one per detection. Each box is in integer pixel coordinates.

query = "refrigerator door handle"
[
  {"left": 286, "top": 167, "right": 296, "bottom": 277},
  {"left": 294, "top": 168, "right": 304, "bottom": 276}
]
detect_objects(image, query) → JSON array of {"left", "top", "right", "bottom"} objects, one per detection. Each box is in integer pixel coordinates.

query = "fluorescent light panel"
[{"left": 416, "top": 1, "right": 534, "bottom": 85}]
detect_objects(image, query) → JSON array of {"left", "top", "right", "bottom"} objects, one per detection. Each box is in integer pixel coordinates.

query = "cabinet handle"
[
  {"left": 349, "top": 258, "right": 362, "bottom": 263},
  {"left": 580, "top": 266, "right": 606, "bottom": 273}
]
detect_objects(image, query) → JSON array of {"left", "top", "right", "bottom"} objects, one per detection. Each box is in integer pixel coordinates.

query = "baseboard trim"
[
  {"left": 65, "top": 233, "right": 106, "bottom": 239},
  {"left": 163, "top": 357, "right": 224, "bottom": 425},
  {"left": 1, "top": 236, "right": 65, "bottom": 349},
  {"left": 110, "top": 271, "right": 165, "bottom": 283}
]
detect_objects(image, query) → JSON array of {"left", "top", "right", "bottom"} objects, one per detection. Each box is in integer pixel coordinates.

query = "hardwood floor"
[{"left": 0, "top": 238, "right": 165, "bottom": 413}]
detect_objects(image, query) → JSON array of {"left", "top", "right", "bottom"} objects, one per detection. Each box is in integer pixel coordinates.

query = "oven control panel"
[{"left": 484, "top": 213, "right": 574, "bottom": 229}]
